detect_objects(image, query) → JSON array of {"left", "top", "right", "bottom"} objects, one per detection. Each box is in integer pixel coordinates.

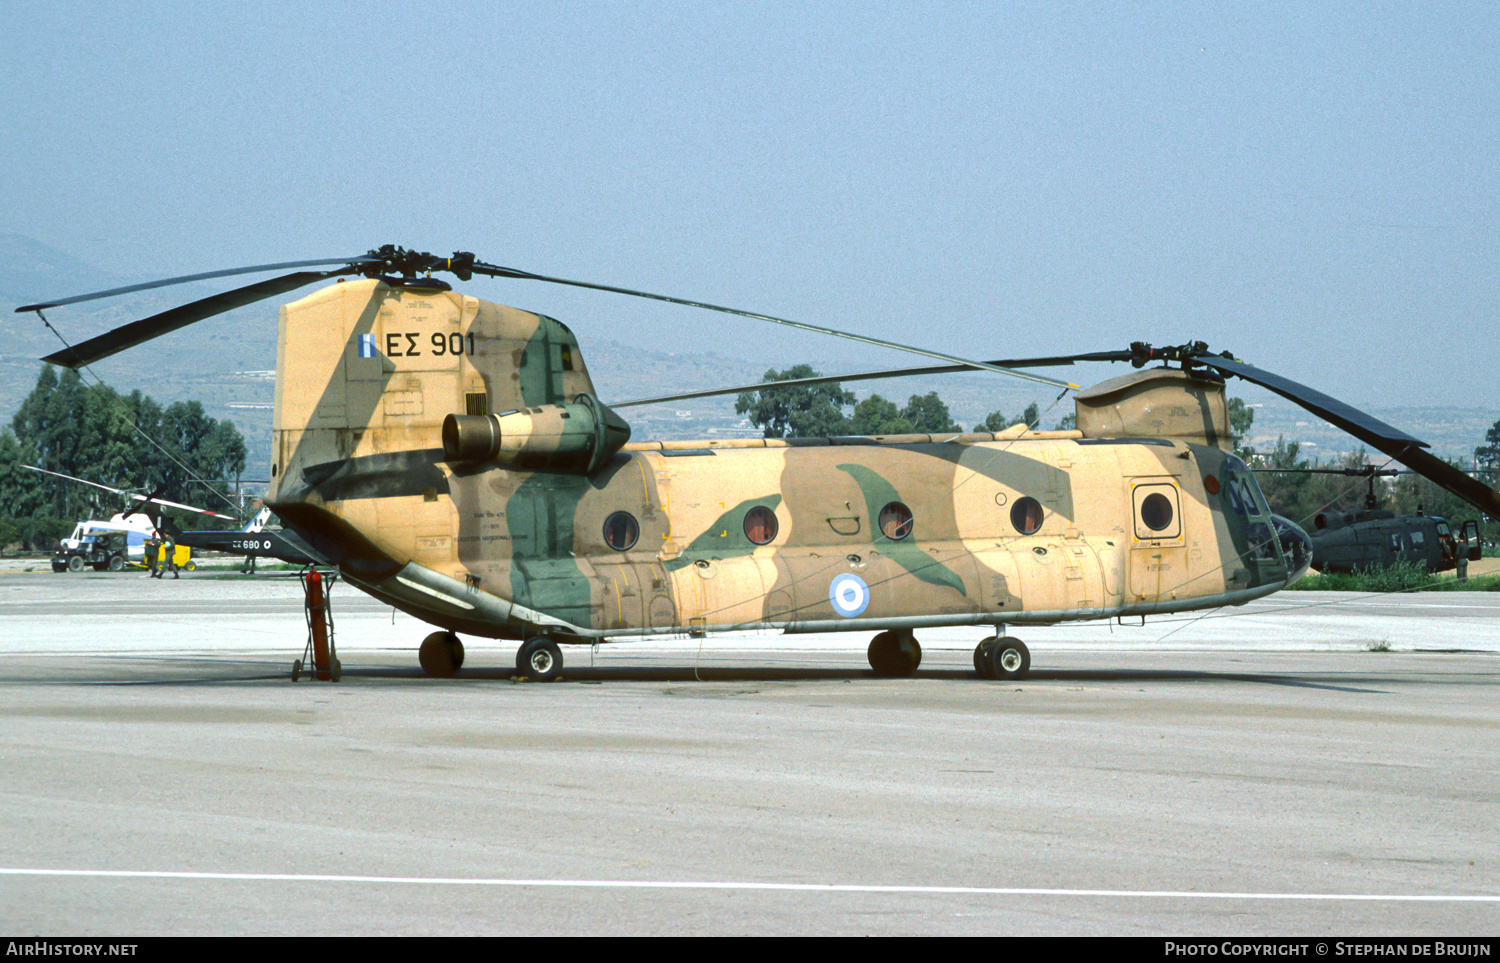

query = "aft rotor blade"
[
  {"left": 1198, "top": 355, "right": 1500, "bottom": 519},
  {"left": 40, "top": 267, "right": 364, "bottom": 368},
  {"left": 470, "top": 260, "right": 1078, "bottom": 390},
  {"left": 613, "top": 350, "right": 1130, "bottom": 409},
  {"left": 15, "top": 256, "right": 380, "bottom": 313}
]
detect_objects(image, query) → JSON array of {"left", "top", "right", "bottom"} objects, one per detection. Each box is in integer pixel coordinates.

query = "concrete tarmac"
[{"left": 1, "top": 570, "right": 1498, "bottom": 936}]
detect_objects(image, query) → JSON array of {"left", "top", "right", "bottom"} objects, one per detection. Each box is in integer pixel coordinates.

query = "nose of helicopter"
[{"left": 1272, "top": 514, "right": 1313, "bottom": 585}]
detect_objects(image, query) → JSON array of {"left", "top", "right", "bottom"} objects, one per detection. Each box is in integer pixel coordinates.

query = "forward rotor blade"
[
  {"left": 1197, "top": 355, "right": 1500, "bottom": 519},
  {"left": 470, "top": 260, "right": 1078, "bottom": 390},
  {"left": 613, "top": 350, "right": 1130, "bottom": 409},
  {"left": 16, "top": 256, "right": 380, "bottom": 313},
  {"left": 1196, "top": 355, "right": 1426, "bottom": 449},
  {"left": 41, "top": 267, "right": 363, "bottom": 368},
  {"left": 1249, "top": 467, "right": 1408, "bottom": 476}
]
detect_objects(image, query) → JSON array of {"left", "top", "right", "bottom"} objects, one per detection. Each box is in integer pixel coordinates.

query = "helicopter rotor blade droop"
[
  {"left": 39, "top": 268, "right": 369, "bottom": 368},
  {"left": 613, "top": 351, "right": 1131, "bottom": 409},
  {"left": 1174, "top": 350, "right": 1500, "bottom": 520},
  {"left": 14, "top": 256, "right": 384, "bottom": 314},
  {"left": 17, "top": 247, "right": 1499, "bottom": 519},
  {"left": 17, "top": 247, "right": 448, "bottom": 369},
  {"left": 459, "top": 257, "right": 1078, "bottom": 391},
  {"left": 24, "top": 246, "right": 1078, "bottom": 388}
]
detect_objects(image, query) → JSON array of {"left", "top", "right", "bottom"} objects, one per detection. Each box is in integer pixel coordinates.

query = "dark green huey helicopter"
[{"left": 1257, "top": 466, "right": 1482, "bottom": 574}]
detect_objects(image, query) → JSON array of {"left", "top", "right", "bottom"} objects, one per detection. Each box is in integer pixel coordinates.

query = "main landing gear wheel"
[
  {"left": 419, "top": 631, "right": 465, "bottom": 677},
  {"left": 974, "top": 637, "right": 998, "bottom": 676},
  {"left": 516, "top": 636, "right": 563, "bottom": 682},
  {"left": 867, "top": 630, "right": 921, "bottom": 677},
  {"left": 975, "top": 636, "right": 1030, "bottom": 680}
]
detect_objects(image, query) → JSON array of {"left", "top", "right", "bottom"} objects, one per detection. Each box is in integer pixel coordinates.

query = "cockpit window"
[
  {"left": 1222, "top": 477, "right": 1246, "bottom": 515},
  {"left": 1246, "top": 521, "right": 1280, "bottom": 561},
  {"left": 1228, "top": 475, "right": 1267, "bottom": 517}
]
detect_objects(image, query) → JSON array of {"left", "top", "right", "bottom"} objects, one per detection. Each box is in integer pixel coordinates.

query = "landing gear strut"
[
  {"left": 974, "top": 634, "right": 1029, "bottom": 680},
  {"left": 867, "top": 629, "right": 921, "bottom": 676},
  {"left": 516, "top": 636, "right": 563, "bottom": 681},
  {"left": 419, "top": 631, "right": 465, "bottom": 677}
]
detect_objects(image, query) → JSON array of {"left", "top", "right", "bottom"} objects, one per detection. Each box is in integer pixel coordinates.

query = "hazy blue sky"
[{"left": 3, "top": 1, "right": 1496, "bottom": 409}]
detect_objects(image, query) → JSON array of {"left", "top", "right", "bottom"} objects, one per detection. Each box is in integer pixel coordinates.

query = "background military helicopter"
[
  {"left": 1253, "top": 465, "right": 1482, "bottom": 574},
  {"left": 24, "top": 464, "right": 324, "bottom": 568},
  {"left": 23, "top": 464, "right": 236, "bottom": 571},
  {"left": 18, "top": 246, "right": 1500, "bottom": 681},
  {"left": 174, "top": 506, "right": 327, "bottom": 567}
]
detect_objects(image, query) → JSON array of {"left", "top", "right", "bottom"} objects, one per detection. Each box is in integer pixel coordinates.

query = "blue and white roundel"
[{"left": 829, "top": 573, "right": 870, "bottom": 618}]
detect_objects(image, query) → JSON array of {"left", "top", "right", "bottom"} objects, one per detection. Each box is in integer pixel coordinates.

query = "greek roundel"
[{"left": 829, "top": 573, "right": 870, "bottom": 618}]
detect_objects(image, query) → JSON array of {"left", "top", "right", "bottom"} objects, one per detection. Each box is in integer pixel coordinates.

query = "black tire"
[
  {"left": 419, "top": 631, "right": 464, "bottom": 677},
  {"left": 516, "top": 636, "right": 563, "bottom": 682},
  {"left": 986, "top": 637, "right": 1030, "bottom": 680},
  {"left": 108, "top": 555, "right": 125, "bottom": 572},
  {"left": 973, "top": 637, "right": 998, "bottom": 678},
  {"left": 66, "top": 555, "right": 85, "bottom": 573},
  {"left": 51, "top": 562, "right": 66, "bottom": 573},
  {"left": 868, "top": 631, "right": 920, "bottom": 676}
]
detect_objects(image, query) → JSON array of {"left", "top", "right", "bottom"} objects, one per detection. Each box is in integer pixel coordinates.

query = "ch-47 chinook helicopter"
[{"left": 19, "top": 246, "right": 1500, "bottom": 681}]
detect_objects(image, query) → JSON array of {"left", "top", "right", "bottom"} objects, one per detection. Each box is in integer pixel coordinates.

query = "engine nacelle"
[{"left": 442, "top": 393, "right": 631, "bottom": 475}]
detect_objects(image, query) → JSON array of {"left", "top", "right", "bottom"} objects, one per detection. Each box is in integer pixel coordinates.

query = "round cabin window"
[
  {"left": 1140, "top": 492, "right": 1174, "bottom": 532},
  {"left": 1010, "top": 496, "right": 1043, "bottom": 535},
  {"left": 878, "top": 502, "right": 913, "bottom": 540},
  {"left": 603, "top": 511, "right": 639, "bottom": 551},
  {"left": 744, "top": 505, "right": 778, "bottom": 545}
]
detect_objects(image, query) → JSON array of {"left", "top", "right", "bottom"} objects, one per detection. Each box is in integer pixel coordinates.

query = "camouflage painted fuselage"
[{"left": 267, "top": 280, "right": 1307, "bottom": 644}]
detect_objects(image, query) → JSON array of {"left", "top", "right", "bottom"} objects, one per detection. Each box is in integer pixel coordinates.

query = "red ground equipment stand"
[{"left": 294, "top": 568, "right": 340, "bottom": 682}]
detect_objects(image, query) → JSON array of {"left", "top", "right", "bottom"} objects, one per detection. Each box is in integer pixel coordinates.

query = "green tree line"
[
  {"left": 0, "top": 367, "right": 248, "bottom": 550},
  {"left": 734, "top": 365, "right": 1057, "bottom": 438}
]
